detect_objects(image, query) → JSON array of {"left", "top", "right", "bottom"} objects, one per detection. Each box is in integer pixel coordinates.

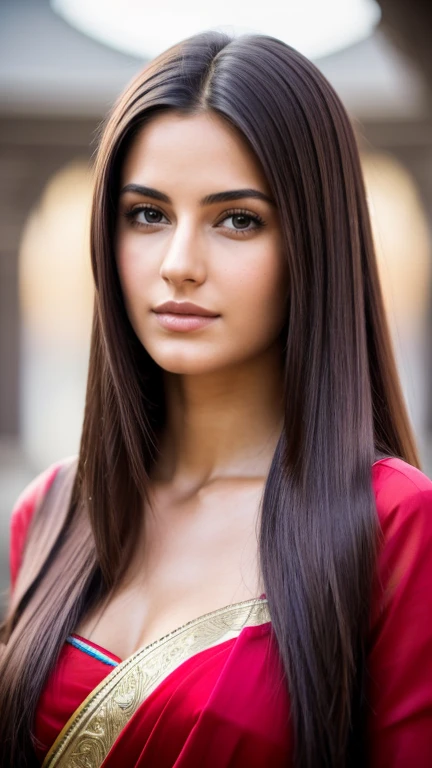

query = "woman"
[{"left": 1, "top": 29, "right": 431, "bottom": 768}]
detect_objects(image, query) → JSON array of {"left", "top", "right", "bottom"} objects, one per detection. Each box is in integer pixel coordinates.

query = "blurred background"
[{"left": 1, "top": 0, "right": 431, "bottom": 606}]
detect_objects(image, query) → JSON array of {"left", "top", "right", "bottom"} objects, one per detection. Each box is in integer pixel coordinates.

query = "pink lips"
[{"left": 152, "top": 301, "right": 220, "bottom": 332}]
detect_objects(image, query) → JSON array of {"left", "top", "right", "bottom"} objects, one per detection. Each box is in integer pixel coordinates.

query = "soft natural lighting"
[{"left": 51, "top": 0, "right": 381, "bottom": 60}]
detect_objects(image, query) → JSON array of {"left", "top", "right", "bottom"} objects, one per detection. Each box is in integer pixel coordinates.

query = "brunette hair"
[{"left": 0, "top": 30, "right": 419, "bottom": 767}]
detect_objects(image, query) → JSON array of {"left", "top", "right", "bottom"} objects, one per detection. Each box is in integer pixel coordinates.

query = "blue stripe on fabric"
[{"left": 66, "top": 635, "right": 119, "bottom": 667}]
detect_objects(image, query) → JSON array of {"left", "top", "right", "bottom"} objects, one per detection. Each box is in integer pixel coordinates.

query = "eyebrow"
[{"left": 119, "top": 183, "right": 275, "bottom": 207}]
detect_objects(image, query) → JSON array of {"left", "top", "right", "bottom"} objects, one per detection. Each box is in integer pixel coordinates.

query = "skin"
[{"left": 77, "top": 111, "right": 289, "bottom": 658}]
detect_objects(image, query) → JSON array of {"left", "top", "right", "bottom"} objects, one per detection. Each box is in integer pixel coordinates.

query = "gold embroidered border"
[{"left": 42, "top": 598, "right": 270, "bottom": 768}]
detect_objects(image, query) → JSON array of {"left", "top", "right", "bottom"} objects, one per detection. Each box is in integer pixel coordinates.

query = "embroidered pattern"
[{"left": 42, "top": 598, "right": 271, "bottom": 768}]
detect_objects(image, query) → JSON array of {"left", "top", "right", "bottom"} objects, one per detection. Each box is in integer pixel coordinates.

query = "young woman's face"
[{"left": 116, "top": 110, "right": 288, "bottom": 375}]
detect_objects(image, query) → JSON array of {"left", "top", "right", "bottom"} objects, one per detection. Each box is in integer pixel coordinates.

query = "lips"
[
  {"left": 152, "top": 301, "right": 220, "bottom": 332},
  {"left": 153, "top": 301, "right": 219, "bottom": 317}
]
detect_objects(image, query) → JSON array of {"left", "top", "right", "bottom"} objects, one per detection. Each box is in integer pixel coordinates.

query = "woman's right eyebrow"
[{"left": 119, "top": 184, "right": 275, "bottom": 207}]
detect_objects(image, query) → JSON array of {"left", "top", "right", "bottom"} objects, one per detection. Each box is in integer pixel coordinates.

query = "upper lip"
[{"left": 153, "top": 301, "right": 219, "bottom": 317}]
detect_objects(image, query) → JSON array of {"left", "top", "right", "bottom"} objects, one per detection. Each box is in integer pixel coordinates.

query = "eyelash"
[{"left": 122, "top": 204, "right": 266, "bottom": 237}]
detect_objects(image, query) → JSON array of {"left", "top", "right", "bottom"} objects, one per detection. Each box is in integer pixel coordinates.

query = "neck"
[{"left": 153, "top": 344, "right": 285, "bottom": 490}]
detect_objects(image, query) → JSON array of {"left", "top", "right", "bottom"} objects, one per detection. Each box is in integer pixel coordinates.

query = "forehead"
[{"left": 120, "top": 110, "right": 270, "bottom": 193}]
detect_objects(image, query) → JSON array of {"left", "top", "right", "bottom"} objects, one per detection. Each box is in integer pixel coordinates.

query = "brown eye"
[
  {"left": 134, "top": 208, "right": 165, "bottom": 224},
  {"left": 231, "top": 214, "right": 252, "bottom": 229},
  {"left": 218, "top": 210, "right": 265, "bottom": 233},
  {"left": 123, "top": 205, "right": 168, "bottom": 228},
  {"left": 140, "top": 209, "right": 163, "bottom": 223}
]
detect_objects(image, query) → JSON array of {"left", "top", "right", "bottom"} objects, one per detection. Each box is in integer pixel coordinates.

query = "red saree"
[{"left": 9, "top": 457, "right": 432, "bottom": 767}]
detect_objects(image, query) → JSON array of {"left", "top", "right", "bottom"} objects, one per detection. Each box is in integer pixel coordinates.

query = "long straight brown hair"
[{"left": 0, "top": 31, "right": 419, "bottom": 767}]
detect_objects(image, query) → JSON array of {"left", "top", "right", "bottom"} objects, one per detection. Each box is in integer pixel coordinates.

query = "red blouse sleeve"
[
  {"left": 368, "top": 458, "right": 432, "bottom": 767},
  {"left": 9, "top": 462, "right": 63, "bottom": 590}
]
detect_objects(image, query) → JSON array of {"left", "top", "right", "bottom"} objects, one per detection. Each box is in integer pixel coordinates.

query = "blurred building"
[{"left": 1, "top": 0, "right": 431, "bottom": 603}]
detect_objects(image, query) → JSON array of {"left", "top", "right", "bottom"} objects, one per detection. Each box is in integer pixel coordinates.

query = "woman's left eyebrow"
[
  {"left": 119, "top": 184, "right": 276, "bottom": 207},
  {"left": 201, "top": 188, "right": 275, "bottom": 207}
]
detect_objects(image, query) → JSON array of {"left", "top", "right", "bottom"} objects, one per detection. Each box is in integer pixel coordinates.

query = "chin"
[{"left": 144, "top": 344, "right": 227, "bottom": 376}]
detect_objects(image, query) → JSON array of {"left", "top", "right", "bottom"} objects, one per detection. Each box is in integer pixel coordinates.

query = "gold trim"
[{"left": 42, "top": 597, "right": 270, "bottom": 768}]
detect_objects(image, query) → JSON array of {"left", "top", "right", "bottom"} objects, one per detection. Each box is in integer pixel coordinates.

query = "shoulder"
[
  {"left": 10, "top": 458, "right": 73, "bottom": 533},
  {"left": 367, "top": 458, "right": 432, "bottom": 763},
  {"left": 10, "top": 456, "right": 77, "bottom": 588},
  {"left": 372, "top": 455, "right": 432, "bottom": 496},
  {"left": 371, "top": 456, "right": 432, "bottom": 535},
  {"left": 370, "top": 457, "right": 432, "bottom": 607}
]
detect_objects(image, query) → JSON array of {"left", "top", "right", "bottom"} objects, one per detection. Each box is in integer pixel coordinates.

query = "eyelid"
[
  {"left": 215, "top": 207, "right": 265, "bottom": 226},
  {"left": 128, "top": 202, "right": 167, "bottom": 214}
]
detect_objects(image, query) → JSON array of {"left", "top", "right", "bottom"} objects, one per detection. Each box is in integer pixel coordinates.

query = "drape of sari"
[
  {"left": 9, "top": 457, "right": 432, "bottom": 767},
  {"left": 38, "top": 599, "right": 290, "bottom": 768}
]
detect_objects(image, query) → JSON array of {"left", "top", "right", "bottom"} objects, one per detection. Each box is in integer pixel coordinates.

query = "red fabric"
[
  {"left": 367, "top": 459, "right": 432, "bottom": 767},
  {"left": 33, "top": 637, "right": 121, "bottom": 762},
  {"left": 9, "top": 462, "right": 61, "bottom": 590},
  {"left": 101, "top": 623, "right": 291, "bottom": 768},
  {"left": 9, "top": 457, "right": 432, "bottom": 766}
]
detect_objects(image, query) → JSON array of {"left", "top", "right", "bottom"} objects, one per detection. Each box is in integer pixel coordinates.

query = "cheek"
[
  {"left": 116, "top": 242, "right": 152, "bottom": 319},
  {"left": 230, "top": 249, "right": 288, "bottom": 337}
]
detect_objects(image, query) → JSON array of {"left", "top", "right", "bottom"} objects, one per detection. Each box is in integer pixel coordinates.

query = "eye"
[
  {"left": 217, "top": 209, "right": 265, "bottom": 235},
  {"left": 123, "top": 204, "right": 169, "bottom": 228},
  {"left": 122, "top": 204, "right": 266, "bottom": 235}
]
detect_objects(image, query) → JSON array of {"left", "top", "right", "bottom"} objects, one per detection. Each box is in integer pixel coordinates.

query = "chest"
[{"left": 76, "top": 479, "right": 265, "bottom": 660}]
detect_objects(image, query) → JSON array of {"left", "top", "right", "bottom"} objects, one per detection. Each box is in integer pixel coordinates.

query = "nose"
[{"left": 159, "top": 220, "right": 207, "bottom": 286}]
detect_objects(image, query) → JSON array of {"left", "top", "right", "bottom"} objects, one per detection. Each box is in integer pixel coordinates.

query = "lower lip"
[{"left": 152, "top": 312, "right": 219, "bottom": 331}]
